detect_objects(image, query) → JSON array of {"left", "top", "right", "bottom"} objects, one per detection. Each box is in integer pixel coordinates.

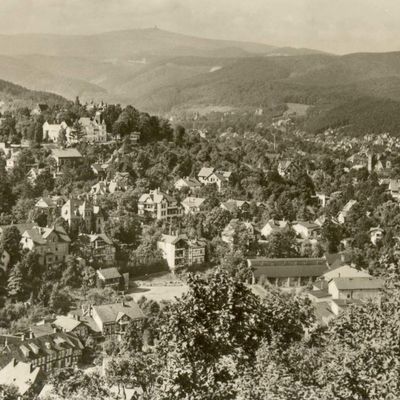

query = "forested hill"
[{"left": 0, "top": 79, "right": 69, "bottom": 109}]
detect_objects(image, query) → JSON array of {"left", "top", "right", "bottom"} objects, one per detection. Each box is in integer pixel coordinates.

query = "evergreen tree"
[
  {"left": 7, "top": 263, "right": 25, "bottom": 300},
  {"left": 57, "top": 126, "right": 67, "bottom": 148},
  {"left": 70, "top": 120, "right": 85, "bottom": 142}
]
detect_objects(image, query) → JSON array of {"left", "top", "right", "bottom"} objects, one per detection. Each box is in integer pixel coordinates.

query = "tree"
[
  {"left": 259, "top": 229, "right": 299, "bottom": 258},
  {"left": 0, "top": 226, "right": 22, "bottom": 267},
  {"left": 20, "top": 251, "right": 44, "bottom": 301},
  {"left": 49, "top": 284, "right": 72, "bottom": 314},
  {"left": 61, "top": 256, "right": 82, "bottom": 288},
  {"left": 105, "top": 353, "right": 161, "bottom": 400},
  {"left": 155, "top": 269, "right": 270, "bottom": 399},
  {"left": 7, "top": 263, "right": 25, "bottom": 300},
  {"left": 71, "top": 120, "right": 85, "bottom": 143},
  {"left": 57, "top": 126, "right": 67, "bottom": 148},
  {"left": 0, "top": 384, "right": 19, "bottom": 400},
  {"left": 49, "top": 368, "right": 110, "bottom": 400},
  {"left": 173, "top": 125, "right": 186, "bottom": 146},
  {"left": 118, "top": 320, "right": 143, "bottom": 355}
]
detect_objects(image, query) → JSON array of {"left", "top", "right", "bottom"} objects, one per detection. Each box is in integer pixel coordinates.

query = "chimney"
[
  {"left": 21, "top": 333, "right": 25, "bottom": 341},
  {"left": 29, "top": 330, "right": 34, "bottom": 339},
  {"left": 53, "top": 327, "right": 57, "bottom": 333}
]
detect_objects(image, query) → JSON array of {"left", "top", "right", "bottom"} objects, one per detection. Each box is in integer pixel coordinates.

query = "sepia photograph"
[{"left": 0, "top": 0, "right": 399, "bottom": 399}]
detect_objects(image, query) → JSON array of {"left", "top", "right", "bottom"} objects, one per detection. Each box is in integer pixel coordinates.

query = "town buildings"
[
  {"left": 91, "top": 301, "right": 145, "bottom": 338},
  {"left": 157, "top": 234, "right": 206, "bottom": 270},
  {"left": 21, "top": 225, "right": 71, "bottom": 266},
  {"left": 50, "top": 148, "right": 83, "bottom": 174},
  {"left": 61, "top": 198, "right": 104, "bottom": 233},
  {"left": 174, "top": 177, "right": 202, "bottom": 191},
  {"left": 0, "top": 359, "right": 43, "bottom": 396},
  {"left": 78, "top": 114, "right": 108, "bottom": 143},
  {"left": 96, "top": 267, "right": 122, "bottom": 289},
  {"left": 181, "top": 196, "right": 206, "bottom": 214},
  {"left": 42, "top": 121, "right": 71, "bottom": 143},
  {"left": 337, "top": 200, "right": 357, "bottom": 224},
  {"left": 248, "top": 257, "right": 329, "bottom": 288},
  {"left": 221, "top": 219, "right": 258, "bottom": 247},
  {"left": 197, "top": 167, "right": 231, "bottom": 191},
  {"left": 261, "top": 219, "right": 289, "bottom": 239},
  {"left": 0, "top": 332, "right": 83, "bottom": 373},
  {"left": 292, "top": 221, "right": 321, "bottom": 240},
  {"left": 81, "top": 233, "right": 116, "bottom": 265},
  {"left": 138, "top": 189, "right": 183, "bottom": 220}
]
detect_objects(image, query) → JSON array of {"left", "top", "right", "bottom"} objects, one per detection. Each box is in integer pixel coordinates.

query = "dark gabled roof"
[
  {"left": 0, "top": 223, "right": 35, "bottom": 236},
  {"left": 248, "top": 257, "right": 329, "bottom": 278},
  {"left": 0, "top": 332, "right": 83, "bottom": 369},
  {"left": 92, "top": 302, "right": 145, "bottom": 324}
]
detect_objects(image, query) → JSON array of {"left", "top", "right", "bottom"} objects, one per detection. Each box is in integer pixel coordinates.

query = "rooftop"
[
  {"left": 51, "top": 148, "right": 82, "bottom": 159},
  {"left": 97, "top": 267, "right": 121, "bottom": 280},
  {"left": 92, "top": 302, "right": 145, "bottom": 324},
  {"left": 0, "top": 359, "right": 42, "bottom": 395},
  {"left": 248, "top": 257, "right": 329, "bottom": 278},
  {"left": 330, "top": 277, "right": 385, "bottom": 290}
]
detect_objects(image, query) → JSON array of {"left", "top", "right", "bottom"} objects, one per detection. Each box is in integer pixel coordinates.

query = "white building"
[{"left": 327, "top": 277, "right": 384, "bottom": 301}]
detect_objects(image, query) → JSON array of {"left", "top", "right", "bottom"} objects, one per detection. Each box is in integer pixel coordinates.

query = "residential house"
[
  {"left": 0, "top": 332, "right": 83, "bottom": 373},
  {"left": 81, "top": 233, "right": 116, "bottom": 265},
  {"left": 221, "top": 219, "right": 257, "bottom": 247},
  {"left": 42, "top": 121, "right": 71, "bottom": 143},
  {"left": 181, "top": 196, "right": 206, "bottom": 214},
  {"left": 337, "top": 200, "right": 357, "bottom": 224},
  {"left": 174, "top": 177, "right": 202, "bottom": 191},
  {"left": 277, "top": 160, "right": 300, "bottom": 178},
  {"left": 157, "top": 234, "right": 206, "bottom": 270},
  {"left": 220, "top": 199, "right": 250, "bottom": 214},
  {"left": 50, "top": 148, "right": 83, "bottom": 174},
  {"left": 0, "top": 359, "right": 43, "bottom": 397},
  {"left": 138, "top": 189, "right": 183, "bottom": 220},
  {"left": 367, "top": 152, "right": 392, "bottom": 175},
  {"left": 313, "top": 192, "right": 331, "bottom": 208},
  {"left": 389, "top": 179, "right": 400, "bottom": 201},
  {"left": 91, "top": 163, "right": 109, "bottom": 178},
  {"left": 27, "top": 167, "right": 46, "bottom": 184},
  {"left": 0, "top": 223, "right": 36, "bottom": 238},
  {"left": 34, "top": 196, "right": 64, "bottom": 222},
  {"left": 78, "top": 115, "right": 108, "bottom": 143},
  {"left": 292, "top": 221, "right": 321, "bottom": 240},
  {"left": 52, "top": 316, "right": 90, "bottom": 339},
  {"left": 97, "top": 267, "right": 122, "bottom": 289},
  {"left": 261, "top": 219, "right": 289, "bottom": 239},
  {"left": 322, "top": 264, "right": 371, "bottom": 282},
  {"left": 31, "top": 104, "right": 48, "bottom": 116},
  {"left": 91, "top": 301, "right": 145, "bottom": 338},
  {"left": 61, "top": 198, "right": 104, "bottom": 233},
  {"left": 370, "top": 227, "right": 384, "bottom": 245},
  {"left": 197, "top": 167, "right": 232, "bottom": 191},
  {"left": 248, "top": 257, "right": 329, "bottom": 288},
  {"left": 328, "top": 277, "right": 384, "bottom": 301},
  {"left": 90, "top": 177, "right": 129, "bottom": 197},
  {"left": 21, "top": 225, "right": 71, "bottom": 266}
]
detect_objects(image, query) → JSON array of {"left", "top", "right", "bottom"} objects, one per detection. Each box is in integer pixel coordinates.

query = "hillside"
[
  {"left": 0, "top": 28, "right": 321, "bottom": 60},
  {"left": 1, "top": 29, "right": 400, "bottom": 134},
  {"left": 0, "top": 28, "right": 324, "bottom": 106},
  {"left": 0, "top": 78, "right": 68, "bottom": 110}
]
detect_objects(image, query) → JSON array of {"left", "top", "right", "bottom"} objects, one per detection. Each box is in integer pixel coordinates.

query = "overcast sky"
[{"left": 0, "top": 0, "right": 399, "bottom": 54}]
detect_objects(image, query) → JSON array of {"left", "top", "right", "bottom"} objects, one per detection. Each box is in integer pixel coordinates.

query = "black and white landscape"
[{"left": 0, "top": 1, "right": 399, "bottom": 399}]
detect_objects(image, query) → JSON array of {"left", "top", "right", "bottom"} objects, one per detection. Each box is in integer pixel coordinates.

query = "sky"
[{"left": 0, "top": 0, "right": 399, "bottom": 54}]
